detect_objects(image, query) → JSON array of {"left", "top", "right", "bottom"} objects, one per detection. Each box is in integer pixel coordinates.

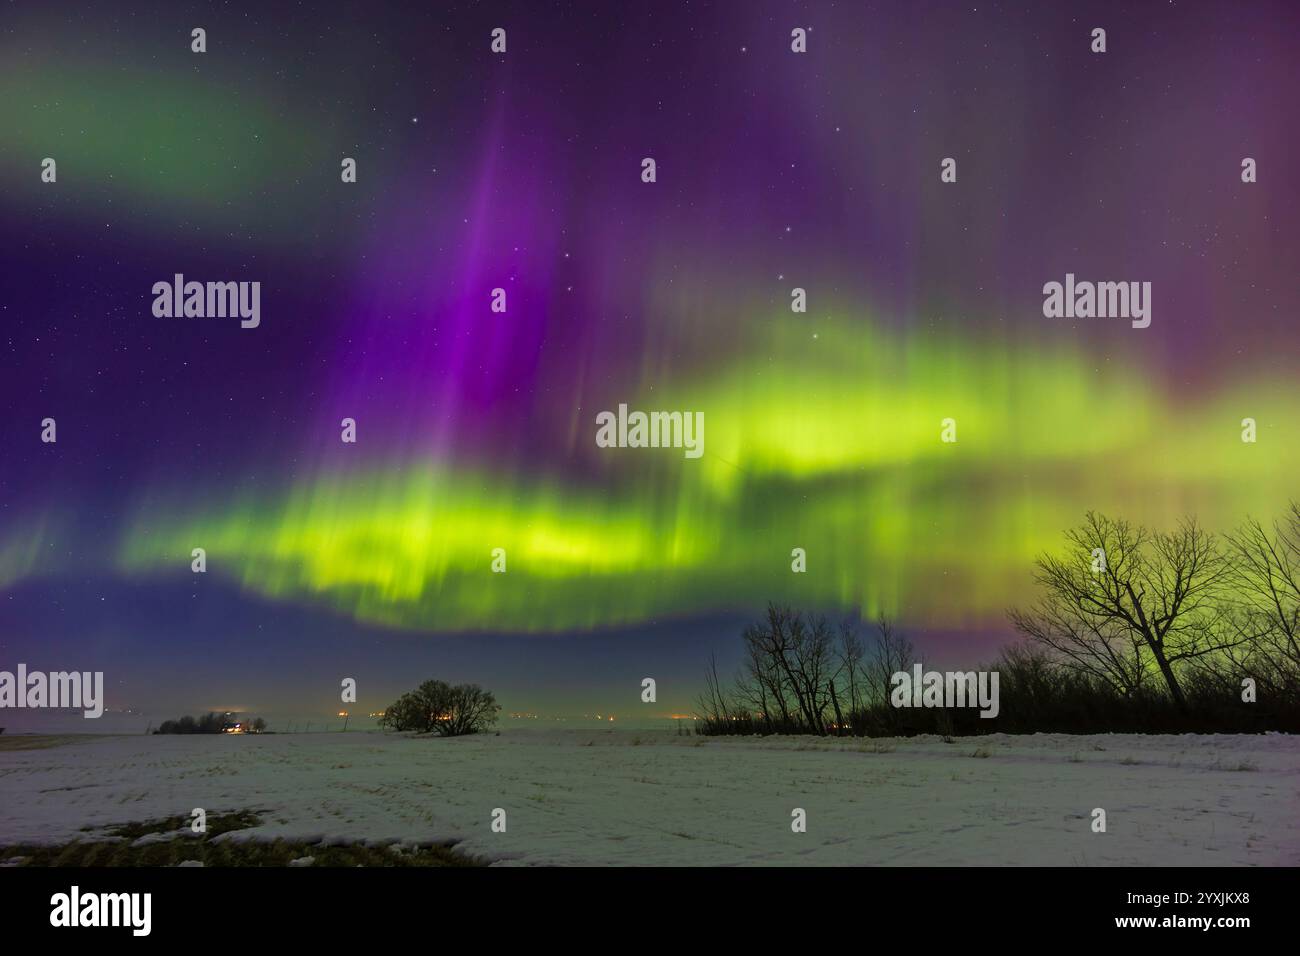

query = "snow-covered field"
[{"left": 2, "top": 729, "right": 1296, "bottom": 865}]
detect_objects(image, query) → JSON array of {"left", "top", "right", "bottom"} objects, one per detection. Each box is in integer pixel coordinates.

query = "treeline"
[
  {"left": 697, "top": 506, "right": 1300, "bottom": 736},
  {"left": 154, "top": 713, "right": 266, "bottom": 734}
]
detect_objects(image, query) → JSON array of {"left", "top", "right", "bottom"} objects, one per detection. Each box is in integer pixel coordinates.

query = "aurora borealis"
[{"left": 1, "top": 1, "right": 1298, "bottom": 719}]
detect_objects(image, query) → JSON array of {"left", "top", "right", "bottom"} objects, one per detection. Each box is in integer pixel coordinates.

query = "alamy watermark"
[
  {"left": 890, "top": 664, "right": 1000, "bottom": 718},
  {"left": 1042, "top": 273, "right": 1150, "bottom": 329},
  {"left": 152, "top": 274, "right": 260, "bottom": 329},
  {"left": 595, "top": 404, "right": 704, "bottom": 459},
  {"left": 0, "top": 664, "right": 104, "bottom": 718},
  {"left": 50, "top": 886, "right": 151, "bottom": 936}
]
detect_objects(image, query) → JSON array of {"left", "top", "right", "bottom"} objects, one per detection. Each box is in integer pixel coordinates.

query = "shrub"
[{"left": 378, "top": 680, "right": 500, "bottom": 736}]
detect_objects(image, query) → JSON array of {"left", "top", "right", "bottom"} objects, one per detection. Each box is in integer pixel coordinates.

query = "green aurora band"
[{"left": 93, "top": 312, "right": 1300, "bottom": 634}]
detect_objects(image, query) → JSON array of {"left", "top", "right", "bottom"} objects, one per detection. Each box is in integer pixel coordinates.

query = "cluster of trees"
[
  {"left": 378, "top": 679, "right": 501, "bottom": 736},
  {"left": 1011, "top": 508, "right": 1300, "bottom": 714},
  {"left": 696, "top": 605, "right": 916, "bottom": 736},
  {"left": 155, "top": 713, "right": 267, "bottom": 734},
  {"left": 697, "top": 506, "right": 1300, "bottom": 736}
]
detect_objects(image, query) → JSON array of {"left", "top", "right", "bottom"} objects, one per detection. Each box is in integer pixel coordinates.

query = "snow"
[{"left": 2, "top": 729, "right": 1296, "bottom": 865}]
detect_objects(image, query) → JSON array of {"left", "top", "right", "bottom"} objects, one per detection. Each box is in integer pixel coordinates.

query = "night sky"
[{"left": 1, "top": 1, "right": 1297, "bottom": 723}]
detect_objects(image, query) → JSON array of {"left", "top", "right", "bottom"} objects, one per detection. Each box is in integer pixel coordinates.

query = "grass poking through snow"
[{"left": 0, "top": 811, "right": 483, "bottom": 867}]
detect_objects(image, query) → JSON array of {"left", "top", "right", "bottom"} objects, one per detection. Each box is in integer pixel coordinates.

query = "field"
[{"left": 2, "top": 730, "right": 1297, "bottom": 866}]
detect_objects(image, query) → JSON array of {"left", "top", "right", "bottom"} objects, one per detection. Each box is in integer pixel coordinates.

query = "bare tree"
[
  {"left": 827, "top": 617, "right": 868, "bottom": 733},
  {"left": 788, "top": 613, "right": 836, "bottom": 734},
  {"left": 1223, "top": 505, "right": 1300, "bottom": 688},
  {"left": 695, "top": 651, "right": 734, "bottom": 727},
  {"left": 835, "top": 619, "right": 866, "bottom": 717},
  {"left": 1010, "top": 512, "right": 1238, "bottom": 711},
  {"left": 742, "top": 605, "right": 816, "bottom": 732},
  {"left": 1009, "top": 516, "right": 1150, "bottom": 696},
  {"left": 737, "top": 624, "right": 789, "bottom": 731},
  {"left": 868, "top": 616, "right": 914, "bottom": 709},
  {"left": 724, "top": 605, "right": 840, "bottom": 734}
]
